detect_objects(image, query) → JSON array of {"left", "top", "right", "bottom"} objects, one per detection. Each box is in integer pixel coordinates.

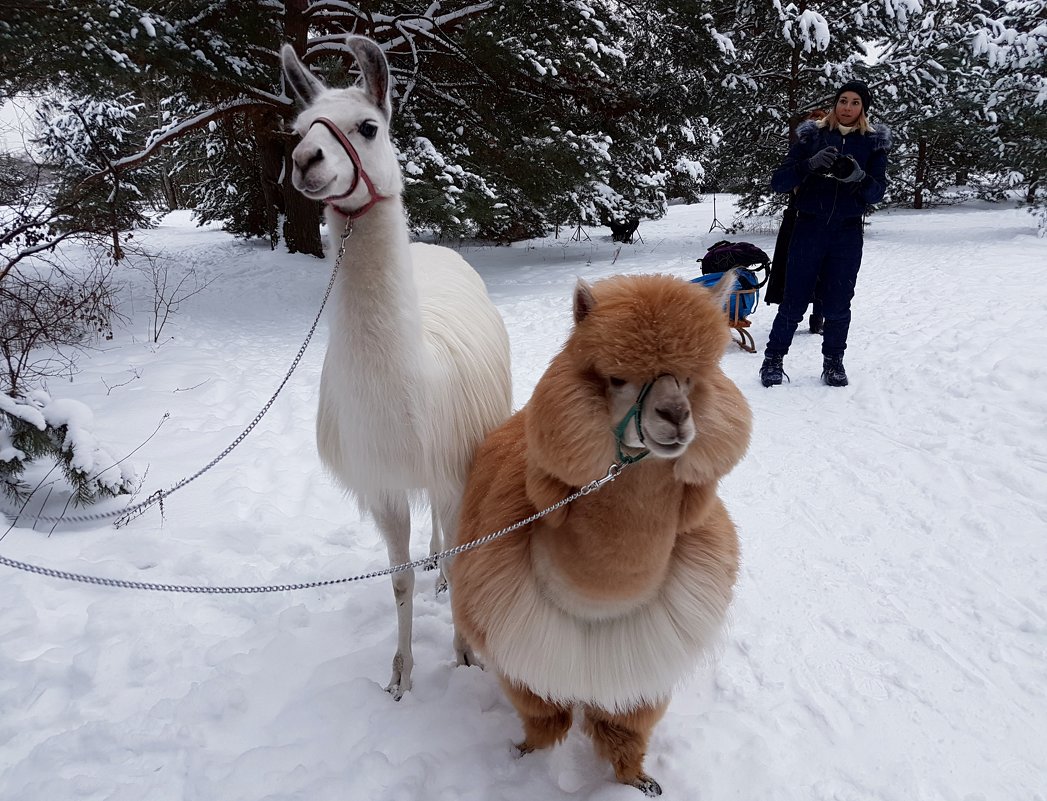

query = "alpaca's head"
[
  {"left": 565, "top": 274, "right": 736, "bottom": 460},
  {"left": 281, "top": 37, "right": 404, "bottom": 209}
]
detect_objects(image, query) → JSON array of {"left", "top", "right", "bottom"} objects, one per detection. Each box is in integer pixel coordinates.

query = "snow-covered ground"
[{"left": 1, "top": 198, "right": 1045, "bottom": 801}]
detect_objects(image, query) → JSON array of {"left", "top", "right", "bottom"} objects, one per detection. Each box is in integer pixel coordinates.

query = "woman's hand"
[
  {"left": 807, "top": 146, "right": 838, "bottom": 171},
  {"left": 837, "top": 156, "right": 866, "bottom": 183}
]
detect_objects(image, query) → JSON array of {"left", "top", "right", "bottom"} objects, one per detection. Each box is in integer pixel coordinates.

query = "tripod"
[{"left": 708, "top": 193, "right": 735, "bottom": 234}]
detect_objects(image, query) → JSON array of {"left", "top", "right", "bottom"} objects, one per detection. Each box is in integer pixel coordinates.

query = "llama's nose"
[
  {"left": 294, "top": 147, "right": 324, "bottom": 171},
  {"left": 655, "top": 402, "right": 690, "bottom": 427}
]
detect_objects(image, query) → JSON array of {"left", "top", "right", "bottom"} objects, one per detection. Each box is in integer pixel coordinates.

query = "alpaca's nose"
[
  {"left": 294, "top": 147, "right": 324, "bottom": 171},
  {"left": 655, "top": 402, "right": 690, "bottom": 427}
]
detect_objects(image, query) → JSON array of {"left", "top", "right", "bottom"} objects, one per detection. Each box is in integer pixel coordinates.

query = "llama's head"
[{"left": 281, "top": 37, "right": 403, "bottom": 210}]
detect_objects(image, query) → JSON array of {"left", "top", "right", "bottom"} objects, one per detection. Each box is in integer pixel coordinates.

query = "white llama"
[{"left": 281, "top": 38, "right": 512, "bottom": 697}]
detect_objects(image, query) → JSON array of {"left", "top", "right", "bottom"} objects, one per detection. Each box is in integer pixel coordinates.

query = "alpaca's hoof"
[
  {"left": 514, "top": 741, "right": 535, "bottom": 757},
  {"left": 384, "top": 679, "right": 408, "bottom": 700},
  {"left": 434, "top": 574, "right": 449, "bottom": 595},
  {"left": 630, "top": 774, "right": 662, "bottom": 797},
  {"left": 453, "top": 631, "right": 483, "bottom": 669},
  {"left": 456, "top": 646, "right": 483, "bottom": 670}
]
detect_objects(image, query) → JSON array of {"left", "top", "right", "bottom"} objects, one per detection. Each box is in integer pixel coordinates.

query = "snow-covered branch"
[{"left": 101, "top": 98, "right": 282, "bottom": 176}]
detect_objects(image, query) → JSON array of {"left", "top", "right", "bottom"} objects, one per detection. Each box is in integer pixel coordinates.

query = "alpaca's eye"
[
  {"left": 358, "top": 121, "right": 379, "bottom": 139},
  {"left": 608, "top": 377, "right": 627, "bottom": 388}
]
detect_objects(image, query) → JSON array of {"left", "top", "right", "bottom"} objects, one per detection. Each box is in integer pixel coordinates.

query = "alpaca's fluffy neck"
[{"left": 531, "top": 460, "right": 689, "bottom": 612}]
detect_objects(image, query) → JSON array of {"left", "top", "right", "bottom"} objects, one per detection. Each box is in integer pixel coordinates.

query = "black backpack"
[{"left": 698, "top": 240, "right": 771, "bottom": 276}]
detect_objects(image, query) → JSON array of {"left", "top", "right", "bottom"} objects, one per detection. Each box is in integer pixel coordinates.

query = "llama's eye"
[
  {"left": 358, "top": 121, "right": 379, "bottom": 139},
  {"left": 608, "top": 376, "right": 627, "bottom": 388}
]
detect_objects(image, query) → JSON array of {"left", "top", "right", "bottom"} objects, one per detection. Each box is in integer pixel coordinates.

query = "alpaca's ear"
[
  {"left": 573, "top": 279, "right": 597, "bottom": 325},
  {"left": 346, "top": 35, "right": 392, "bottom": 121},
  {"left": 708, "top": 268, "right": 737, "bottom": 313},
  {"left": 281, "top": 44, "right": 325, "bottom": 106}
]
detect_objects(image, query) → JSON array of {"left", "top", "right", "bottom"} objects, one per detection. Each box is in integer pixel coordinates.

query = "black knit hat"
[{"left": 835, "top": 80, "right": 872, "bottom": 112}]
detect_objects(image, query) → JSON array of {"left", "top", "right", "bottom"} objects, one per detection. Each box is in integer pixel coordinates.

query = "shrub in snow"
[{"left": 0, "top": 391, "right": 137, "bottom": 507}]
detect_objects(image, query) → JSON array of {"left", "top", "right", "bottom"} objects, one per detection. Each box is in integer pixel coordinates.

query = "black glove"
[
  {"left": 807, "top": 146, "right": 838, "bottom": 172},
  {"left": 836, "top": 155, "right": 866, "bottom": 183}
]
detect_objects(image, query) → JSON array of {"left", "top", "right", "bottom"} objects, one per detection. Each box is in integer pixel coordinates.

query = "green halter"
[{"left": 612, "top": 381, "right": 653, "bottom": 465}]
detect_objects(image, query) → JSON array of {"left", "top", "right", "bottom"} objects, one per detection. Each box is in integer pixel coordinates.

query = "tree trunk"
[
  {"left": 160, "top": 168, "right": 179, "bottom": 210},
  {"left": 787, "top": 40, "right": 802, "bottom": 141},
  {"left": 255, "top": 118, "right": 286, "bottom": 250},
  {"left": 278, "top": 0, "right": 323, "bottom": 257},
  {"left": 913, "top": 137, "right": 927, "bottom": 210},
  {"left": 1028, "top": 177, "right": 1039, "bottom": 205},
  {"left": 282, "top": 144, "right": 323, "bottom": 257}
]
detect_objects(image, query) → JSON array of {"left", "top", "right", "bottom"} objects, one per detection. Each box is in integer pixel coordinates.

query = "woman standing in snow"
[
  {"left": 766, "top": 108, "right": 828, "bottom": 333},
  {"left": 759, "top": 80, "right": 891, "bottom": 388}
]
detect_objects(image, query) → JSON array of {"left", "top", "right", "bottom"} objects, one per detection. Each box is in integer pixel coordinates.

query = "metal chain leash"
[
  {"left": 0, "top": 463, "right": 626, "bottom": 594},
  {"left": 2, "top": 221, "right": 354, "bottom": 527}
]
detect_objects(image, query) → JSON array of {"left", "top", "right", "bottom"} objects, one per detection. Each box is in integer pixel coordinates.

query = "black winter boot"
[
  {"left": 821, "top": 354, "right": 848, "bottom": 387},
  {"left": 760, "top": 354, "right": 788, "bottom": 387},
  {"left": 809, "top": 314, "right": 823, "bottom": 335}
]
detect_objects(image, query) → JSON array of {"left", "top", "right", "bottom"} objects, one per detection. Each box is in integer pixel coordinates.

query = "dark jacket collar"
[{"left": 796, "top": 119, "right": 892, "bottom": 152}]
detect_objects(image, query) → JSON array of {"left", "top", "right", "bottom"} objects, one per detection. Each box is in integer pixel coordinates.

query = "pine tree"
[
  {"left": 2, "top": 1, "right": 726, "bottom": 246},
  {"left": 966, "top": 0, "right": 1047, "bottom": 227},
  {"left": 870, "top": 0, "right": 984, "bottom": 208},
  {"left": 0, "top": 392, "right": 136, "bottom": 507},
  {"left": 35, "top": 93, "right": 164, "bottom": 260},
  {"left": 707, "top": 0, "right": 924, "bottom": 216}
]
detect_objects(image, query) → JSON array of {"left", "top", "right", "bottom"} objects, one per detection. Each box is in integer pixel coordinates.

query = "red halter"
[{"left": 308, "top": 117, "right": 388, "bottom": 219}]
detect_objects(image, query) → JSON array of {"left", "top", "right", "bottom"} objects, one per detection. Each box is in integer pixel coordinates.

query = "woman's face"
[{"left": 836, "top": 92, "right": 863, "bottom": 126}]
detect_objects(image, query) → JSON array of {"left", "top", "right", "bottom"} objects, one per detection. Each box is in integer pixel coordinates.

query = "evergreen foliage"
[
  {"left": 1, "top": 0, "right": 1043, "bottom": 243},
  {"left": 36, "top": 93, "right": 162, "bottom": 250},
  {"left": 707, "top": 0, "right": 923, "bottom": 215},
  {"left": 0, "top": 392, "right": 136, "bottom": 507}
]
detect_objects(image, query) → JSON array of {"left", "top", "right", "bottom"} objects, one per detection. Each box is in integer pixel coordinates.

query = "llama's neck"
[
  {"left": 326, "top": 195, "right": 412, "bottom": 277},
  {"left": 323, "top": 197, "right": 426, "bottom": 388}
]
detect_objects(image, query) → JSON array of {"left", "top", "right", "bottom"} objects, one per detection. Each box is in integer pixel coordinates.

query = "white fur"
[
  {"left": 283, "top": 40, "right": 512, "bottom": 695},
  {"left": 483, "top": 534, "right": 733, "bottom": 713},
  {"left": 316, "top": 233, "right": 510, "bottom": 508}
]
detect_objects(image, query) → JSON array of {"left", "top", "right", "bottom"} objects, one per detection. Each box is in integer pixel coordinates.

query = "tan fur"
[
  {"left": 451, "top": 274, "right": 751, "bottom": 793},
  {"left": 500, "top": 677, "right": 574, "bottom": 752},
  {"left": 582, "top": 700, "right": 668, "bottom": 788}
]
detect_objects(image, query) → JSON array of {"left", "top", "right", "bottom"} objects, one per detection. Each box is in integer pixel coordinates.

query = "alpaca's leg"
[
  {"left": 499, "top": 675, "right": 573, "bottom": 753},
  {"left": 372, "top": 496, "right": 414, "bottom": 699},
  {"left": 434, "top": 495, "right": 479, "bottom": 666},
  {"left": 582, "top": 701, "right": 668, "bottom": 797}
]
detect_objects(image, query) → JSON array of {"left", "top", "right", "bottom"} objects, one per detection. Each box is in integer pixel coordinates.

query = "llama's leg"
[
  {"left": 498, "top": 674, "right": 573, "bottom": 754},
  {"left": 582, "top": 701, "right": 668, "bottom": 797},
  {"left": 372, "top": 496, "right": 415, "bottom": 699},
  {"left": 434, "top": 496, "right": 479, "bottom": 667},
  {"left": 427, "top": 506, "right": 448, "bottom": 592}
]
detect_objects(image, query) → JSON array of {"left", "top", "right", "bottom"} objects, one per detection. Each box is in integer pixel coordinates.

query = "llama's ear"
[
  {"left": 345, "top": 35, "right": 392, "bottom": 121},
  {"left": 573, "top": 279, "right": 597, "bottom": 325},
  {"left": 281, "top": 44, "right": 325, "bottom": 107}
]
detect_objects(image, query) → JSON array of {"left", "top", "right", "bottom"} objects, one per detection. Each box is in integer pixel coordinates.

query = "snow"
[
  {"left": 0, "top": 96, "right": 41, "bottom": 156},
  {"left": 2, "top": 197, "right": 1046, "bottom": 800}
]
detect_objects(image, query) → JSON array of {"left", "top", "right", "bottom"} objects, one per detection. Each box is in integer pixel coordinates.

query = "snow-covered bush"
[{"left": 0, "top": 391, "right": 137, "bottom": 507}]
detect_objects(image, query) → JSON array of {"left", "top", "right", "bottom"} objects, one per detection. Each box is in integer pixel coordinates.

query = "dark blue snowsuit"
[{"left": 765, "top": 120, "right": 892, "bottom": 358}]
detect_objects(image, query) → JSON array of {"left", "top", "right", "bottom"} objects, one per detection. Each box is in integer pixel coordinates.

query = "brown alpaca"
[{"left": 450, "top": 273, "right": 752, "bottom": 796}]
